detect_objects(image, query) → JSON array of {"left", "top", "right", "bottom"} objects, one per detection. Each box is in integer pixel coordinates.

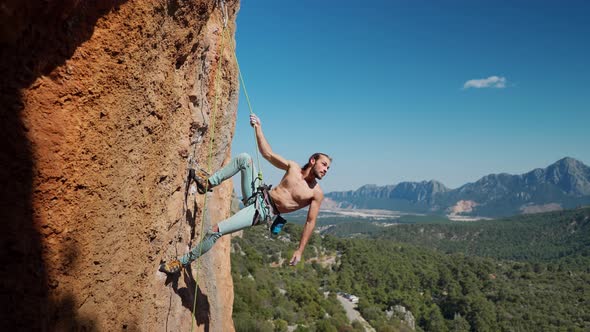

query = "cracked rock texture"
[{"left": 1, "top": 0, "right": 240, "bottom": 330}]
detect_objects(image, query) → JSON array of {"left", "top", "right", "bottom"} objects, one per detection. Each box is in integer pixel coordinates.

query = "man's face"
[{"left": 311, "top": 155, "right": 331, "bottom": 180}]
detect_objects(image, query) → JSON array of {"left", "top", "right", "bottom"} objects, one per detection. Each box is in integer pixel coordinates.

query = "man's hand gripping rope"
[{"left": 249, "top": 113, "right": 260, "bottom": 128}]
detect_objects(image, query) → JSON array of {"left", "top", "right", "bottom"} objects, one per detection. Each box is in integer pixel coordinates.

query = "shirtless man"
[{"left": 159, "top": 114, "right": 331, "bottom": 274}]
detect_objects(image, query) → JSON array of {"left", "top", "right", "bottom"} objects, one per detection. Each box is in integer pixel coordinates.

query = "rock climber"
[{"left": 159, "top": 113, "right": 331, "bottom": 274}]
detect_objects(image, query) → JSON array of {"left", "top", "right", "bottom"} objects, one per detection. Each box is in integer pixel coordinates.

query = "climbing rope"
[
  {"left": 190, "top": 2, "right": 229, "bottom": 330},
  {"left": 187, "top": 1, "right": 265, "bottom": 329},
  {"left": 223, "top": 27, "right": 264, "bottom": 182}
]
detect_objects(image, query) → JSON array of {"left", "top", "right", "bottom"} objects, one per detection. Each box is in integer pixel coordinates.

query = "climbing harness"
[{"left": 241, "top": 184, "right": 288, "bottom": 236}]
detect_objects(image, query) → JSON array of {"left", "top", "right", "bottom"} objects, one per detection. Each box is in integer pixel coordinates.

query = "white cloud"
[{"left": 463, "top": 76, "right": 507, "bottom": 89}]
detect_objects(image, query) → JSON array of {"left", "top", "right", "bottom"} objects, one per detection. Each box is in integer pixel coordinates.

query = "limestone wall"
[{"left": 1, "top": 1, "right": 240, "bottom": 330}]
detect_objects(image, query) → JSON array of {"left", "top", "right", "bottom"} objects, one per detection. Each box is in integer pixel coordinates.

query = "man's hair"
[{"left": 302, "top": 152, "right": 332, "bottom": 170}]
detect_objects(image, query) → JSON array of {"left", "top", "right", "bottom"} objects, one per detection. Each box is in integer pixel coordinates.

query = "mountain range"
[{"left": 325, "top": 157, "right": 590, "bottom": 218}]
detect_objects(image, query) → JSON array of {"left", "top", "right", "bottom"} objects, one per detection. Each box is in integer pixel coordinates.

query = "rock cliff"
[{"left": 1, "top": 0, "right": 240, "bottom": 330}]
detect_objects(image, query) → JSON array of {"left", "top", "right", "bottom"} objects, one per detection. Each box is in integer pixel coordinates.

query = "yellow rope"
[
  {"left": 190, "top": 18, "right": 228, "bottom": 332},
  {"left": 223, "top": 28, "right": 264, "bottom": 182},
  {"left": 188, "top": 6, "right": 264, "bottom": 330}
]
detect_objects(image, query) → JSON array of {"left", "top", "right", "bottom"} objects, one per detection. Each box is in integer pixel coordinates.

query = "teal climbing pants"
[{"left": 179, "top": 153, "right": 275, "bottom": 265}]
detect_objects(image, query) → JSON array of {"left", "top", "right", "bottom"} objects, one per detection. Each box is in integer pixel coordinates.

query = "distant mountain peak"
[
  {"left": 558, "top": 156, "right": 580, "bottom": 163},
  {"left": 326, "top": 158, "right": 590, "bottom": 217},
  {"left": 359, "top": 184, "right": 379, "bottom": 189},
  {"left": 542, "top": 157, "right": 590, "bottom": 195},
  {"left": 554, "top": 157, "right": 584, "bottom": 169}
]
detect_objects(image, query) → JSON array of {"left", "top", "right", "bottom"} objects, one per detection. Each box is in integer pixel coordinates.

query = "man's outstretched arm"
[
  {"left": 250, "top": 114, "right": 291, "bottom": 170},
  {"left": 290, "top": 191, "right": 324, "bottom": 265}
]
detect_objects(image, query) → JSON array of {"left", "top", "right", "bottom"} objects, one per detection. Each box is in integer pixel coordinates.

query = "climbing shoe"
[
  {"left": 189, "top": 168, "right": 212, "bottom": 194},
  {"left": 159, "top": 259, "right": 182, "bottom": 275}
]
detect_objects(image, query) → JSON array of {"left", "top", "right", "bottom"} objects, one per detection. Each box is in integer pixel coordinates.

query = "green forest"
[
  {"left": 324, "top": 208, "right": 590, "bottom": 271},
  {"left": 230, "top": 208, "right": 590, "bottom": 331}
]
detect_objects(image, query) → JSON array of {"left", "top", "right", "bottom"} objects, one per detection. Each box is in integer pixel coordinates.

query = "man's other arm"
[{"left": 290, "top": 191, "right": 324, "bottom": 265}]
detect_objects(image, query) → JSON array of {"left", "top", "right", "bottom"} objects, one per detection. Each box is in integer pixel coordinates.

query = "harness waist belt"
[{"left": 260, "top": 185, "right": 280, "bottom": 216}]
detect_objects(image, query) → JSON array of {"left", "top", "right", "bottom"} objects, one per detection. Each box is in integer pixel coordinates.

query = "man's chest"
[{"left": 282, "top": 177, "right": 315, "bottom": 202}]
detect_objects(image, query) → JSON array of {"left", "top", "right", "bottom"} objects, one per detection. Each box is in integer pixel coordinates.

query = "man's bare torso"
[{"left": 270, "top": 165, "right": 319, "bottom": 214}]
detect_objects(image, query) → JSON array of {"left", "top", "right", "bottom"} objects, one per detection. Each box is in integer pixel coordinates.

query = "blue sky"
[{"left": 229, "top": 0, "right": 590, "bottom": 193}]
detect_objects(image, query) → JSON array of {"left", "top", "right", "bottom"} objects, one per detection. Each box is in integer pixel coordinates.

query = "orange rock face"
[{"left": 1, "top": 1, "right": 240, "bottom": 330}]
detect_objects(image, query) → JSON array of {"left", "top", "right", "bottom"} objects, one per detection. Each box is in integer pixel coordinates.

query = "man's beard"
[{"left": 313, "top": 168, "right": 323, "bottom": 180}]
